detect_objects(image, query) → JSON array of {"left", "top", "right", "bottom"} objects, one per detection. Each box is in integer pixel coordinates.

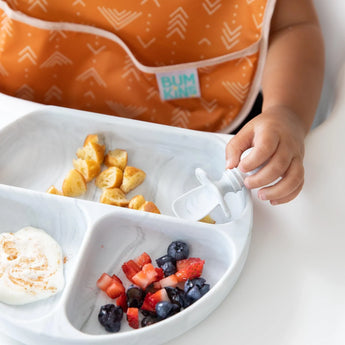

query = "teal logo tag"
[{"left": 156, "top": 68, "right": 201, "bottom": 101}]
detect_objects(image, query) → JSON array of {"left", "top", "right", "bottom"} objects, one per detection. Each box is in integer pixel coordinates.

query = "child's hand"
[{"left": 225, "top": 105, "right": 307, "bottom": 205}]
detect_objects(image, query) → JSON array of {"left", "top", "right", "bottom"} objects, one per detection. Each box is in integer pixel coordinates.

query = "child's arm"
[{"left": 225, "top": 0, "right": 325, "bottom": 205}]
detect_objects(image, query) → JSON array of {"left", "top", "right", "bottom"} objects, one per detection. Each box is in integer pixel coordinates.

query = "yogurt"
[{"left": 0, "top": 226, "right": 65, "bottom": 305}]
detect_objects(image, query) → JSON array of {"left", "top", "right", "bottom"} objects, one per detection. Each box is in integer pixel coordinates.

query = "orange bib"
[{"left": 0, "top": 0, "right": 276, "bottom": 132}]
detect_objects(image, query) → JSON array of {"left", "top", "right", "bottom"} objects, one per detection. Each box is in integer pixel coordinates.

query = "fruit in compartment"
[
  {"left": 127, "top": 307, "right": 139, "bottom": 329},
  {"left": 175, "top": 257, "right": 205, "bottom": 282},
  {"left": 98, "top": 304, "right": 123, "bottom": 333},
  {"left": 96, "top": 240, "right": 210, "bottom": 331},
  {"left": 184, "top": 277, "right": 210, "bottom": 305},
  {"left": 122, "top": 259, "right": 141, "bottom": 282},
  {"left": 131, "top": 263, "right": 159, "bottom": 290},
  {"left": 126, "top": 285, "right": 145, "bottom": 308},
  {"left": 167, "top": 241, "right": 190, "bottom": 261},
  {"left": 134, "top": 252, "right": 152, "bottom": 268},
  {"left": 141, "top": 314, "right": 160, "bottom": 327},
  {"left": 156, "top": 254, "right": 177, "bottom": 277},
  {"left": 96, "top": 273, "right": 125, "bottom": 299},
  {"left": 155, "top": 301, "right": 180, "bottom": 319}
]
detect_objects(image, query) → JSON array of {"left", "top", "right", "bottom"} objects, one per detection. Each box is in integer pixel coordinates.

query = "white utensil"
[{"left": 172, "top": 149, "right": 260, "bottom": 221}]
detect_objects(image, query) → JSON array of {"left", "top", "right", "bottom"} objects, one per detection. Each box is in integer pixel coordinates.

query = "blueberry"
[
  {"left": 155, "top": 301, "right": 180, "bottom": 319},
  {"left": 199, "top": 284, "right": 210, "bottom": 296},
  {"left": 167, "top": 241, "right": 189, "bottom": 261},
  {"left": 156, "top": 254, "right": 177, "bottom": 276},
  {"left": 103, "top": 320, "right": 121, "bottom": 333},
  {"left": 185, "top": 285, "right": 202, "bottom": 303},
  {"left": 98, "top": 304, "right": 123, "bottom": 332},
  {"left": 145, "top": 283, "right": 158, "bottom": 294},
  {"left": 140, "top": 309, "right": 156, "bottom": 317},
  {"left": 126, "top": 285, "right": 145, "bottom": 308},
  {"left": 184, "top": 278, "right": 206, "bottom": 292},
  {"left": 184, "top": 279, "right": 194, "bottom": 292},
  {"left": 141, "top": 314, "right": 160, "bottom": 327},
  {"left": 165, "top": 286, "right": 189, "bottom": 308},
  {"left": 192, "top": 278, "right": 207, "bottom": 288},
  {"left": 156, "top": 254, "right": 175, "bottom": 267},
  {"left": 184, "top": 278, "right": 210, "bottom": 305},
  {"left": 160, "top": 261, "right": 177, "bottom": 277},
  {"left": 171, "top": 302, "right": 181, "bottom": 314}
]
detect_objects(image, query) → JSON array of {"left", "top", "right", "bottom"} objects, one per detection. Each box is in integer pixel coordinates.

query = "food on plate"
[
  {"left": 104, "top": 148, "right": 128, "bottom": 170},
  {"left": 46, "top": 185, "right": 63, "bottom": 195},
  {"left": 95, "top": 166, "right": 123, "bottom": 189},
  {"left": 126, "top": 285, "right": 145, "bottom": 308},
  {"left": 62, "top": 169, "right": 87, "bottom": 197},
  {"left": 155, "top": 300, "right": 180, "bottom": 319},
  {"left": 73, "top": 158, "right": 101, "bottom": 182},
  {"left": 167, "top": 240, "right": 189, "bottom": 261},
  {"left": 128, "top": 195, "right": 160, "bottom": 214},
  {"left": 97, "top": 273, "right": 125, "bottom": 299},
  {"left": 155, "top": 255, "right": 177, "bottom": 277},
  {"left": 128, "top": 194, "right": 145, "bottom": 210},
  {"left": 126, "top": 307, "right": 139, "bottom": 329},
  {"left": 0, "top": 226, "right": 65, "bottom": 305},
  {"left": 183, "top": 277, "right": 210, "bottom": 304},
  {"left": 76, "top": 134, "right": 105, "bottom": 165},
  {"left": 199, "top": 214, "right": 216, "bottom": 224},
  {"left": 47, "top": 133, "right": 160, "bottom": 215},
  {"left": 98, "top": 303, "right": 123, "bottom": 333},
  {"left": 96, "top": 240, "right": 210, "bottom": 332},
  {"left": 120, "top": 166, "right": 146, "bottom": 194},
  {"left": 100, "top": 187, "right": 129, "bottom": 207},
  {"left": 138, "top": 201, "right": 160, "bottom": 214}
]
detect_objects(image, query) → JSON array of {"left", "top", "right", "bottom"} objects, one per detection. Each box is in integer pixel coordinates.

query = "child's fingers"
[
  {"left": 256, "top": 157, "right": 304, "bottom": 202},
  {"left": 269, "top": 183, "right": 304, "bottom": 205},
  {"left": 238, "top": 131, "right": 279, "bottom": 173},
  {"left": 225, "top": 126, "right": 254, "bottom": 169},
  {"left": 243, "top": 144, "right": 293, "bottom": 189}
]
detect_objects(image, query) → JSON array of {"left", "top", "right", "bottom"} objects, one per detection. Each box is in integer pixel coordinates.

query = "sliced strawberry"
[
  {"left": 134, "top": 252, "right": 151, "bottom": 268},
  {"left": 147, "top": 288, "right": 169, "bottom": 310},
  {"left": 176, "top": 257, "right": 202, "bottom": 270},
  {"left": 122, "top": 259, "right": 141, "bottom": 281},
  {"left": 96, "top": 273, "right": 114, "bottom": 291},
  {"left": 153, "top": 281, "right": 162, "bottom": 290},
  {"left": 158, "top": 274, "right": 179, "bottom": 288},
  {"left": 155, "top": 267, "right": 164, "bottom": 281},
  {"left": 127, "top": 307, "right": 139, "bottom": 329},
  {"left": 143, "top": 263, "right": 159, "bottom": 276},
  {"left": 175, "top": 258, "right": 205, "bottom": 282},
  {"left": 132, "top": 263, "right": 158, "bottom": 289},
  {"left": 131, "top": 271, "right": 148, "bottom": 289},
  {"left": 116, "top": 292, "right": 127, "bottom": 312},
  {"left": 111, "top": 274, "right": 123, "bottom": 285},
  {"left": 106, "top": 279, "right": 125, "bottom": 299},
  {"left": 141, "top": 292, "right": 155, "bottom": 312}
]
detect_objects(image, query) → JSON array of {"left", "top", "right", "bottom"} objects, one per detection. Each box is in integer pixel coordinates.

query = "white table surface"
[{"left": 0, "top": 63, "right": 345, "bottom": 345}]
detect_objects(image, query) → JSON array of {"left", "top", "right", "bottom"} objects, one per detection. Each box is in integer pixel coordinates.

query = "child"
[
  {"left": 226, "top": 0, "right": 324, "bottom": 205},
  {"left": 0, "top": 0, "right": 324, "bottom": 205}
]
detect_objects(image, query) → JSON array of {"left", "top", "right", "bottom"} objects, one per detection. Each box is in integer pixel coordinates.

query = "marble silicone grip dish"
[{"left": 0, "top": 107, "right": 253, "bottom": 345}]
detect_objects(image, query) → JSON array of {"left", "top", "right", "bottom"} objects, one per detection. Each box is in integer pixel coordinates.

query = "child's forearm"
[
  {"left": 225, "top": 1, "right": 324, "bottom": 205},
  {"left": 262, "top": 2, "right": 325, "bottom": 134}
]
